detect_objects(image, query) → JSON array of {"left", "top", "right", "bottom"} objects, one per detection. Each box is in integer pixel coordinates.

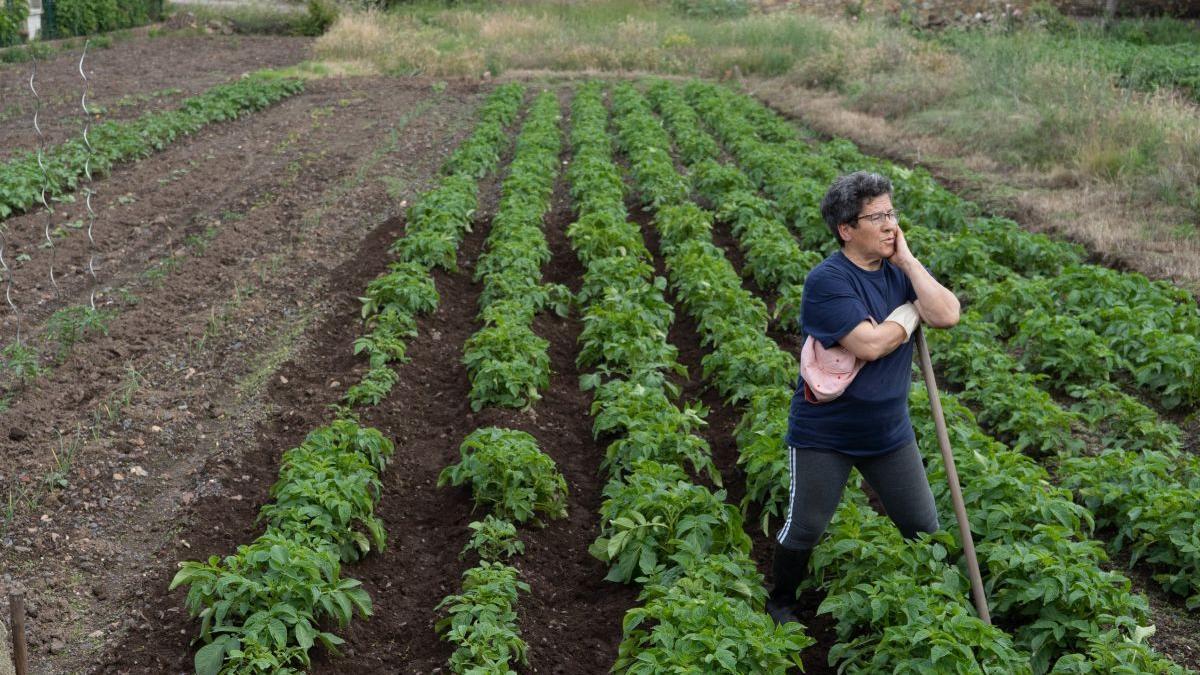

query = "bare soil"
[
  {"left": 0, "top": 34, "right": 311, "bottom": 161},
  {"left": 0, "top": 34, "right": 502, "bottom": 674},
  {"left": 0, "top": 32, "right": 1195, "bottom": 673}
]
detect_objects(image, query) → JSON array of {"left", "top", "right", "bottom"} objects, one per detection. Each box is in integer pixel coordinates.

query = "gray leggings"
[{"left": 776, "top": 441, "right": 940, "bottom": 551}]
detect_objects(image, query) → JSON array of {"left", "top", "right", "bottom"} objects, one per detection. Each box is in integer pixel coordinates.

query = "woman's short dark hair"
[{"left": 820, "top": 171, "right": 893, "bottom": 247}]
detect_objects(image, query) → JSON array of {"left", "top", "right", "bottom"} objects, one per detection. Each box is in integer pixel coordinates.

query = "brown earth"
[
  {"left": 0, "top": 33, "right": 503, "bottom": 673},
  {"left": 0, "top": 34, "right": 312, "bottom": 162},
  {"left": 0, "top": 30, "right": 1194, "bottom": 674}
]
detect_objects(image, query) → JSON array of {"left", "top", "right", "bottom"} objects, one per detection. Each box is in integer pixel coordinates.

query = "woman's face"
[{"left": 842, "top": 194, "right": 898, "bottom": 260}]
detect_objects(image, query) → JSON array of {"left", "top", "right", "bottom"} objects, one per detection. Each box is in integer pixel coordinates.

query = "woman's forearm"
[{"left": 895, "top": 258, "right": 960, "bottom": 327}]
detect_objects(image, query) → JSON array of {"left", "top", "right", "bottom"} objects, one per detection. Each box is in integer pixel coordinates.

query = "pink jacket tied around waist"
[{"left": 800, "top": 334, "right": 865, "bottom": 404}]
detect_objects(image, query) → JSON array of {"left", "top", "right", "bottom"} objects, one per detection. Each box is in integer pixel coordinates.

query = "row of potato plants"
[
  {"left": 617, "top": 80, "right": 1026, "bottom": 673},
  {"left": 436, "top": 427, "right": 569, "bottom": 672},
  {"left": 655, "top": 81, "right": 1191, "bottom": 671},
  {"left": 0, "top": 72, "right": 305, "bottom": 220},
  {"left": 684, "top": 80, "right": 1200, "bottom": 412},
  {"left": 169, "top": 421, "right": 390, "bottom": 673},
  {"left": 927, "top": 307, "right": 1200, "bottom": 610},
  {"left": 464, "top": 90, "right": 567, "bottom": 411},
  {"left": 346, "top": 83, "right": 526, "bottom": 407},
  {"left": 565, "top": 82, "right": 811, "bottom": 673},
  {"left": 676, "top": 79, "right": 1190, "bottom": 456},
  {"left": 679, "top": 81, "right": 1200, "bottom": 613},
  {"left": 435, "top": 95, "right": 570, "bottom": 669},
  {"left": 169, "top": 84, "right": 527, "bottom": 674}
]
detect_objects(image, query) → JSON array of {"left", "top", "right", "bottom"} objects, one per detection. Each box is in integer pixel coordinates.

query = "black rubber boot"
[{"left": 765, "top": 545, "right": 811, "bottom": 625}]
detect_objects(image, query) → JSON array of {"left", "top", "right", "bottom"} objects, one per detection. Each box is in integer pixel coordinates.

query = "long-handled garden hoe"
[{"left": 915, "top": 327, "right": 992, "bottom": 624}]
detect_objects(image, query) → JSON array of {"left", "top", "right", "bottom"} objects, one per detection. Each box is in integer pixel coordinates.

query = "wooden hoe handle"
[{"left": 915, "top": 327, "right": 992, "bottom": 625}]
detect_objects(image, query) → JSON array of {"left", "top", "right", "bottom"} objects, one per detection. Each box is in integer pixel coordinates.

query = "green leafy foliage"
[
  {"left": 0, "top": 339, "right": 42, "bottom": 386},
  {"left": 360, "top": 261, "right": 438, "bottom": 319},
  {"left": 589, "top": 460, "right": 751, "bottom": 584},
  {"left": 641, "top": 79, "right": 1193, "bottom": 673},
  {"left": 1059, "top": 449, "right": 1200, "bottom": 609},
  {"left": 438, "top": 427, "right": 568, "bottom": 525},
  {"left": 44, "top": 305, "right": 115, "bottom": 363},
  {"left": 50, "top": 0, "right": 161, "bottom": 38},
  {"left": 443, "top": 83, "right": 525, "bottom": 178},
  {"left": 297, "top": 0, "right": 338, "bottom": 37},
  {"left": 461, "top": 515, "right": 524, "bottom": 562},
  {"left": 0, "top": 0, "right": 28, "bottom": 47},
  {"left": 176, "top": 81, "right": 527, "bottom": 675},
  {"left": 812, "top": 497, "right": 1029, "bottom": 673},
  {"left": 0, "top": 73, "right": 302, "bottom": 221},
  {"left": 562, "top": 84, "right": 822, "bottom": 669},
  {"left": 616, "top": 585, "right": 808, "bottom": 673},
  {"left": 463, "top": 318, "right": 550, "bottom": 411},
  {"left": 464, "top": 91, "right": 562, "bottom": 410},
  {"left": 611, "top": 83, "right": 690, "bottom": 210},
  {"left": 170, "top": 421, "right": 390, "bottom": 672},
  {"left": 592, "top": 378, "right": 718, "bottom": 484},
  {"left": 435, "top": 562, "right": 530, "bottom": 674}
]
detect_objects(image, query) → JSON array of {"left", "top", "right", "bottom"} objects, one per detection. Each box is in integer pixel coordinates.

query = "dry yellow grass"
[
  {"left": 308, "top": 3, "right": 1200, "bottom": 292},
  {"left": 313, "top": 11, "right": 394, "bottom": 64},
  {"left": 479, "top": 12, "right": 555, "bottom": 41},
  {"left": 751, "top": 78, "right": 1200, "bottom": 292}
]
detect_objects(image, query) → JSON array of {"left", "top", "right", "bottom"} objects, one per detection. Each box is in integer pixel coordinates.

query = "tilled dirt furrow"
[
  {"left": 0, "top": 78, "right": 454, "bottom": 482},
  {"left": 0, "top": 78, "right": 483, "bottom": 674},
  {"left": 638, "top": 211, "right": 840, "bottom": 675},
  {"left": 303, "top": 150, "right": 514, "bottom": 673},
  {"left": 0, "top": 34, "right": 311, "bottom": 161},
  {"left": 0, "top": 78, "right": 352, "bottom": 336}
]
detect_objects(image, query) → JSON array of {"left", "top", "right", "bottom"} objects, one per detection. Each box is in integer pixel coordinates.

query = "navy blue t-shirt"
[{"left": 785, "top": 251, "right": 918, "bottom": 457}]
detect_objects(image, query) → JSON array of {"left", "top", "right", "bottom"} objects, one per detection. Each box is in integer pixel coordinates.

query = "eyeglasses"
[{"left": 854, "top": 209, "right": 899, "bottom": 225}]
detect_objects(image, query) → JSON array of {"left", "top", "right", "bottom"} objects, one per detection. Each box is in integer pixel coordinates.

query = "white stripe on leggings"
[{"left": 777, "top": 445, "right": 796, "bottom": 544}]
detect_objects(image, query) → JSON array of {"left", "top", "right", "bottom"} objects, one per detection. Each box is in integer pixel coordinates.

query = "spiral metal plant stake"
[
  {"left": 31, "top": 50, "right": 60, "bottom": 300},
  {"left": 0, "top": 230, "right": 20, "bottom": 345},
  {"left": 79, "top": 41, "right": 98, "bottom": 310}
]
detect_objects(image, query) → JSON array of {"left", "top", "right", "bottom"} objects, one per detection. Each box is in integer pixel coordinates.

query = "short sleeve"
[{"left": 801, "top": 267, "right": 870, "bottom": 348}]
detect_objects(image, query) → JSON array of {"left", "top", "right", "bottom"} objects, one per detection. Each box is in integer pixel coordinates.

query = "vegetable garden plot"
[
  {"left": 5, "top": 63, "right": 1199, "bottom": 674},
  {"left": 0, "top": 72, "right": 304, "bottom": 221},
  {"left": 677, "top": 80, "right": 1200, "bottom": 620},
  {"left": 0, "top": 76, "right": 492, "bottom": 674},
  {"left": 0, "top": 35, "right": 309, "bottom": 161},
  {"left": 644, "top": 79, "right": 1198, "bottom": 671}
]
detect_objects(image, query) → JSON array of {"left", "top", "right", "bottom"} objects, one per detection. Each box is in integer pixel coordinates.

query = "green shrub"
[
  {"left": 50, "top": 0, "right": 161, "bottom": 38},
  {"left": 671, "top": 0, "right": 748, "bottom": 19},
  {"left": 0, "top": 0, "right": 28, "bottom": 47},
  {"left": 298, "top": 0, "right": 338, "bottom": 37}
]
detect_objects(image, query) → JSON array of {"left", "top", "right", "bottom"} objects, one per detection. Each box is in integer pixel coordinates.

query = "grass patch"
[
  {"left": 314, "top": 2, "right": 843, "bottom": 78},
  {"left": 310, "top": 1, "right": 1199, "bottom": 219},
  {"left": 166, "top": 1, "right": 308, "bottom": 35},
  {"left": 235, "top": 311, "right": 310, "bottom": 397}
]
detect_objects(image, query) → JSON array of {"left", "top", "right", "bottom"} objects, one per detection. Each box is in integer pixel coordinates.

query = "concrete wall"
[{"left": 26, "top": 8, "right": 42, "bottom": 40}]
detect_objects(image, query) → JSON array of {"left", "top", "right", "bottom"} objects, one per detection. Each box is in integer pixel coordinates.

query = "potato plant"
[
  {"left": 438, "top": 427, "right": 568, "bottom": 525},
  {"left": 461, "top": 515, "right": 525, "bottom": 562},
  {"left": 174, "top": 84, "right": 528, "bottom": 674},
  {"left": 171, "top": 422, "right": 389, "bottom": 674},
  {"left": 0, "top": 73, "right": 304, "bottom": 221},
  {"left": 662, "top": 79, "right": 1192, "bottom": 672},
  {"left": 464, "top": 91, "right": 563, "bottom": 410},
  {"left": 435, "top": 562, "right": 530, "bottom": 674},
  {"left": 562, "top": 82, "right": 818, "bottom": 671}
]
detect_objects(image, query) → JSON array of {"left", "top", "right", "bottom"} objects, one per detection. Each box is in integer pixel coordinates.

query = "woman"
[{"left": 767, "top": 171, "right": 961, "bottom": 624}]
